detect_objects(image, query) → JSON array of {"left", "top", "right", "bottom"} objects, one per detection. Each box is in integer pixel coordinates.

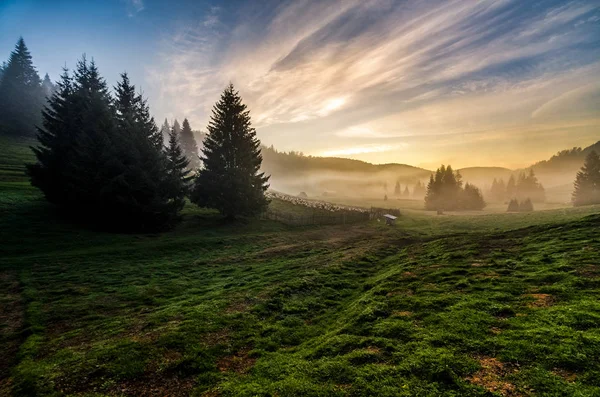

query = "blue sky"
[{"left": 1, "top": 0, "right": 599, "bottom": 168}]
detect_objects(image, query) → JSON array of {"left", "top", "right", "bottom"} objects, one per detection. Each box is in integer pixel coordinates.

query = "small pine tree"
[
  {"left": 179, "top": 118, "right": 200, "bottom": 169},
  {"left": 384, "top": 194, "right": 388, "bottom": 201},
  {"left": 463, "top": 183, "right": 486, "bottom": 210},
  {"left": 507, "top": 198, "right": 519, "bottom": 212},
  {"left": 403, "top": 185, "right": 410, "bottom": 197},
  {"left": 41, "top": 73, "right": 55, "bottom": 99},
  {"left": 519, "top": 198, "right": 534, "bottom": 212},
  {"left": 394, "top": 181, "right": 401, "bottom": 196},
  {"left": 172, "top": 119, "right": 181, "bottom": 136},
  {"left": 0, "top": 37, "right": 44, "bottom": 136},
  {"left": 572, "top": 150, "right": 600, "bottom": 207},
  {"left": 191, "top": 84, "right": 270, "bottom": 218}
]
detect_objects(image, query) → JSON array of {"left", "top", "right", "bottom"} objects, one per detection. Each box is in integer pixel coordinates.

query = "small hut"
[{"left": 383, "top": 214, "right": 397, "bottom": 225}]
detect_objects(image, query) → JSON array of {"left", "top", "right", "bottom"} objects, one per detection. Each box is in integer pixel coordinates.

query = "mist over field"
[{"left": 1, "top": 1, "right": 600, "bottom": 396}]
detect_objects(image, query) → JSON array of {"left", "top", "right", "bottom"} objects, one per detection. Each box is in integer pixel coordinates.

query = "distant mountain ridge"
[{"left": 260, "top": 141, "right": 599, "bottom": 200}]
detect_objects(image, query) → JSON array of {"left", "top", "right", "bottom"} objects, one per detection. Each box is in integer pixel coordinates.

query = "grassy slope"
[{"left": 1, "top": 136, "right": 599, "bottom": 396}]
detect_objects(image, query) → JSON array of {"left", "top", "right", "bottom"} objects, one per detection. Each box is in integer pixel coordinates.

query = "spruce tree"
[
  {"left": 403, "top": 185, "right": 410, "bottom": 197},
  {"left": 191, "top": 83, "right": 270, "bottom": 218},
  {"left": 506, "top": 175, "right": 516, "bottom": 199},
  {"left": 0, "top": 37, "right": 44, "bottom": 136},
  {"left": 0, "top": 61, "right": 6, "bottom": 82},
  {"left": 28, "top": 67, "right": 76, "bottom": 205},
  {"left": 519, "top": 198, "right": 534, "bottom": 212},
  {"left": 41, "top": 73, "right": 55, "bottom": 99},
  {"left": 507, "top": 199, "right": 519, "bottom": 212},
  {"left": 165, "top": 128, "right": 192, "bottom": 211},
  {"left": 179, "top": 118, "right": 200, "bottom": 169},
  {"left": 463, "top": 183, "right": 486, "bottom": 210},
  {"left": 29, "top": 61, "right": 185, "bottom": 231},
  {"left": 394, "top": 181, "right": 401, "bottom": 196},
  {"left": 160, "top": 118, "right": 170, "bottom": 147},
  {"left": 572, "top": 150, "right": 600, "bottom": 206},
  {"left": 172, "top": 119, "right": 181, "bottom": 136}
]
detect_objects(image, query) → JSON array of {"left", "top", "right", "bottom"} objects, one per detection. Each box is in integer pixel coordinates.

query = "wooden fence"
[{"left": 261, "top": 207, "right": 401, "bottom": 226}]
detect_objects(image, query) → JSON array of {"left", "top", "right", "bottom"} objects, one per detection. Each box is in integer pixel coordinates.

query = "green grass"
[{"left": 1, "top": 135, "right": 599, "bottom": 396}]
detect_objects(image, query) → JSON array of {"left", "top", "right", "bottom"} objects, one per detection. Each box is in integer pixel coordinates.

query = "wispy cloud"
[
  {"left": 147, "top": 0, "right": 600, "bottom": 167},
  {"left": 124, "top": 0, "right": 144, "bottom": 17}
]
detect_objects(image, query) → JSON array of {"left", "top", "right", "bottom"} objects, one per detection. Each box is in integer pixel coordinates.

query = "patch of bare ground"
[
  {"left": 0, "top": 270, "right": 24, "bottom": 395},
  {"left": 111, "top": 373, "right": 195, "bottom": 397},
  {"left": 466, "top": 357, "right": 521, "bottom": 396},
  {"left": 202, "top": 328, "right": 230, "bottom": 347},
  {"left": 393, "top": 311, "right": 412, "bottom": 317},
  {"left": 552, "top": 368, "right": 577, "bottom": 383},
  {"left": 224, "top": 297, "right": 255, "bottom": 314},
  {"left": 524, "top": 293, "right": 554, "bottom": 308},
  {"left": 217, "top": 347, "right": 256, "bottom": 374},
  {"left": 490, "top": 327, "right": 503, "bottom": 335},
  {"left": 577, "top": 264, "right": 599, "bottom": 278}
]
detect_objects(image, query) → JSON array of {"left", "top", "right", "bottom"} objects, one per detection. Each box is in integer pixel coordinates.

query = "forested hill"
[
  {"left": 530, "top": 140, "right": 600, "bottom": 175},
  {"left": 259, "top": 141, "right": 599, "bottom": 198},
  {"left": 260, "top": 146, "right": 432, "bottom": 196}
]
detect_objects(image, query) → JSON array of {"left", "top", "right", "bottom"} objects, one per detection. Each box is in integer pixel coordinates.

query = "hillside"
[{"left": 261, "top": 146, "right": 431, "bottom": 197}]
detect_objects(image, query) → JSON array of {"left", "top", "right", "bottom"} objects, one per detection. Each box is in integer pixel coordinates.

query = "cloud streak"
[{"left": 147, "top": 0, "right": 600, "bottom": 167}]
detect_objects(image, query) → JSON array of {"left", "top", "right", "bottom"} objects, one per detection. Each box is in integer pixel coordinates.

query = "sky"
[{"left": 1, "top": 0, "right": 599, "bottom": 169}]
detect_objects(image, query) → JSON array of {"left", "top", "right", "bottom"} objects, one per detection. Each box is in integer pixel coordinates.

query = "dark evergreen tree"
[
  {"left": 179, "top": 118, "right": 200, "bottom": 169},
  {"left": 0, "top": 37, "right": 44, "bottom": 136},
  {"left": 0, "top": 61, "right": 7, "bottom": 83},
  {"left": 29, "top": 61, "right": 186, "bottom": 231},
  {"left": 394, "top": 181, "right": 401, "bottom": 196},
  {"left": 27, "top": 67, "right": 76, "bottom": 206},
  {"left": 403, "top": 185, "right": 410, "bottom": 197},
  {"left": 507, "top": 198, "right": 519, "bottom": 212},
  {"left": 572, "top": 150, "right": 600, "bottom": 206},
  {"left": 425, "top": 165, "right": 485, "bottom": 210},
  {"left": 191, "top": 84, "right": 270, "bottom": 218},
  {"left": 165, "top": 126, "right": 192, "bottom": 213}
]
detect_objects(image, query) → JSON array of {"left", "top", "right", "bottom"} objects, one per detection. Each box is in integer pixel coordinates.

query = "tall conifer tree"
[
  {"left": 165, "top": 128, "right": 192, "bottom": 211},
  {"left": 160, "top": 118, "right": 171, "bottom": 147},
  {"left": 29, "top": 61, "right": 186, "bottom": 231},
  {"left": 191, "top": 84, "right": 269, "bottom": 218},
  {"left": 179, "top": 118, "right": 200, "bottom": 169},
  {"left": 572, "top": 150, "right": 600, "bottom": 207},
  {"left": 0, "top": 37, "right": 44, "bottom": 136}
]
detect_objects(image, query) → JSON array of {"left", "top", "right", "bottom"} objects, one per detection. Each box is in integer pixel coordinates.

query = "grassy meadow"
[{"left": 1, "top": 136, "right": 599, "bottom": 396}]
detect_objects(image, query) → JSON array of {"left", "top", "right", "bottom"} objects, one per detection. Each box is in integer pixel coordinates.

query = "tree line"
[
  {"left": 26, "top": 53, "right": 268, "bottom": 231},
  {"left": 489, "top": 170, "right": 545, "bottom": 203},
  {"left": 424, "top": 165, "right": 486, "bottom": 211}
]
